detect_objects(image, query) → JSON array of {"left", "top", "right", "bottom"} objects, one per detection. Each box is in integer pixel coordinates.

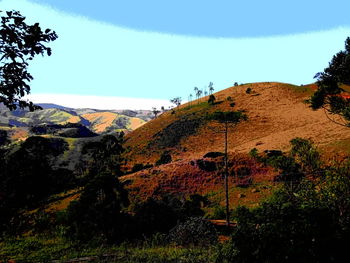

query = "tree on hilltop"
[
  {"left": 170, "top": 97, "right": 182, "bottom": 108},
  {"left": 0, "top": 10, "right": 58, "bottom": 111},
  {"left": 209, "top": 81, "right": 214, "bottom": 95},
  {"left": 152, "top": 107, "right": 160, "bottom": 118},
  {"left": 310, "top": 37, "right": 350, "bottom": 127}
]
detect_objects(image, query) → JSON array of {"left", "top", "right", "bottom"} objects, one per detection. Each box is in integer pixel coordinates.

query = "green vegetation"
[
  {"left": 0, "top": 10, "right": 57, "bottom": 111},
  {"left": 310, "top": 37, "right": 350, "bottom": 126}
]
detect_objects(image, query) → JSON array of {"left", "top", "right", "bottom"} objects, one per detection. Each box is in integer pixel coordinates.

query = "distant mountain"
[{"left": 0, "top": 103, "right": 152, "bottom": 137}]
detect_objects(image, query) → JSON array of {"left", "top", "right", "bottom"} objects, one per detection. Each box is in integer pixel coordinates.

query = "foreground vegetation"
[{"left": 1, "top": 130, "right": 350, "bottom": 262}]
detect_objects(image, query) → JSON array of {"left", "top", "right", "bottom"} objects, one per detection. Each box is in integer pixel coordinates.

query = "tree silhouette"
[
  {"left": 310, "top": 37, "right": 350, "bottom": 127},
  {"left": 208, "top": 94, "right": 216, "bottom": 105},
  {"left": 194, "top": 87, "right": 199, "bottom": 100},
  {"left": 207, "top": 110, "right": 248, "bottom": 226},
  {"left": 209, "top": 82, "right": 214, "bottom": 95},
  {"left": 189, "top": 93, "right": 193, "bottom": 106},
  {"left": 66, "top": 173, "right": 129, "bottom": 243},
  {"left": 0, "top": 10, "right": 58, "bottom": 111},
  {"left": 152, "top": 107, "right": 160, "bottom": 118},
  {"left": 197, "top": 89, "right": 203, "bottom": 103},
  {"left": 170, "top": 97, "right": 182, "bottom": 108}
]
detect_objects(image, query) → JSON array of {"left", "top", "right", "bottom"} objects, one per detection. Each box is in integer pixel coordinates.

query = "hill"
[
  {"left": 121, "top": 82, "right": 350, "bottom": 205},
  {"left": 0, "top": 104, "right": 151, "bottom": 141}
]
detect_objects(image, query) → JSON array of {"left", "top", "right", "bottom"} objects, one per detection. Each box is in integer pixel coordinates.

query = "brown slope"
[{"left": 124, "top": 82, "right": 350, "bottom": 167}]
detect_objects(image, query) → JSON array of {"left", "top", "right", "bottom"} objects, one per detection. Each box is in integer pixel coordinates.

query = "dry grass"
[
  {"left": 122, "top": 82, "right": 350, "bottom": 206},
  {"left": 125, "top": 82, "right": 350, "bottom": 165},
  {"left": 82, "top": 112, "right": 118, "bottom": 133}
]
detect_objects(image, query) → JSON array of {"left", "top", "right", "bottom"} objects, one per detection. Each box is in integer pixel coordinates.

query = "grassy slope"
[
  {"left": 121, "top": 82, "right": 350, "bottom": 206},
  {"left": 125, "top": 82, "right": 350, "bottom": 164}
]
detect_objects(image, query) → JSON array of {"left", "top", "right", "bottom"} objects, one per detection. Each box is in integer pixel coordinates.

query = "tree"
[
  {"left": 197, "top": 89, "right": 203, "bottom": 103},
  {"left": 65, "top": 173, "right": 129, "bottom": 243},
  {"left": 208, "top": 110, "right": 248, "bottom": 226},
  {"left": 208, "top": 94, "right": 216, "bottom": 105},
  {"left": 170, "top": 97, "right": 182, "bottom": 108},
  {"left": 81, "top": 133, "right": 124, "bottom": 179},
  {"left": 0, "top": 10, "right": 58, "bottom": 111},
  {"left": 189, "top": 93, "right": 193, "bottom": 106},
  {"left": 152, "top": 107, "right": 160, "bottom": 118},
  {"left": 194, "top": 87, "right": 199, "bottom": 100},
  {"left": 310, "top": 37, "right": 350, "bottom": 127},
  {"left": 209, "top": 81, "right": 214, "bottom": 95}
]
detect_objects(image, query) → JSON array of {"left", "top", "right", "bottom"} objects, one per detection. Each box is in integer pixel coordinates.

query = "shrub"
[
  {"left": 196, "top": 159, "right": 217, "bottom": 172},
  {"left": 131, "top": 163, "right": 153, "bottom": 173},
  {"left": 245, "top": 87, "right": 252, "bottom": 94},
  {"left": 212, "top": 205, "right": 226, "bottom": 219},
  {"left": 168, "top": 217, "right": 217, "bottom": 247},
  {"left": 155, "top": 151, "right": 172, "bottom": 166},
  {"left": 65, "top": 174, "right": 129, "bottom": 243},
  {"left": 133, "top": 197, "right": 179, "bottom": 236},
  {"left": 208, "top": 94, "right": 216, "bottom": 105},
  {"left": 203, "top": 152, "right": 224, "bottom": 158}
]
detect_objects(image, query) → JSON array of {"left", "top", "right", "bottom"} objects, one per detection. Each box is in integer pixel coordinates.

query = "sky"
[{"left": 1, "top": 0, "right": 350, "bottom": 110}]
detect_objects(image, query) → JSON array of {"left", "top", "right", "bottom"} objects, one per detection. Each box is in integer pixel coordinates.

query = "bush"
[
  {"left": 196, "top": 159, "right": 217, "bottom": 172},
  {"left": 155, "top": 151, "right": 172, "bottom": 166},
  {"left": 168, "top": 217, "right": 217, "bottom": 247},
  {"left": 65, "top": 174, "right": 129, "bottom": 243},
  {"left": 212, "top": 205, "right": 226, "bottom": 220},
  {"left": 203, "top": 152, "right": 224, "bottom": 158},
  {"left": 245, "top": 87, "right": 252, "bottom": 94},
  {"left": 133, "top": 197, "right": 179, "bottom": 236},
  {"left": 208, "top": 94, "right": 216, "bottom": 105},
  {"left": 131, "top": 163, "right": 153, "bottom": 173}
]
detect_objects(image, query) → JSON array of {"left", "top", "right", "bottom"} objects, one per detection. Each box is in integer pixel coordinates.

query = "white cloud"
[{"left": 24, "top": 94, "right": 172, "bottom": 110}]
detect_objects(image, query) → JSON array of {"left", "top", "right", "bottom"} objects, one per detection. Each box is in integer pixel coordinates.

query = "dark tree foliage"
[
  {"left": 155, "top": 150, "right": 172, "bottom": 166},
  {"left": 81, "top": 133, "right": 125, "bottom": 178},
  {"left": 65, "top": 173, "right": 129, "bottom": 243},
  {"left": 310, "top": 37, "right": 350, "bottom": 126},
  {"left": 225, "top": 202, "right": 343, "bottom": 263},
  {"left": 133, "top": 197, "right": 179, "bottom": 236},
  {"left": 132, "top": 194, "right": 207, "bottom": 237},
  {"left": 0, "top": 136, "right": 71, "bottom": 234},
  {"left": 208, "top": 94, "right": 216, "bottom": 105},
  {"left": 0, "top": 129, "right": 8, "bottom": 146},
  {"left": 0, "top": 10, "right": 58, "bottom": 111}
]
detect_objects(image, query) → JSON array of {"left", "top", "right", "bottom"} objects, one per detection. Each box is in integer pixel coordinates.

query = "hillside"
[
  {"left": 124, "top": 82, "right": 349, "bottom": 163},
  {"left": 0, "top": 104, "right": 151, "bottom": 139},
  {"left": 121, "top": 82, "right": 350, "bottom": 204}
]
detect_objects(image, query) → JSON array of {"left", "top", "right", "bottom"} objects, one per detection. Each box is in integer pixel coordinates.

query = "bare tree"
[{"left": 208, "top": 110, "right": 248, "bottom": 226}]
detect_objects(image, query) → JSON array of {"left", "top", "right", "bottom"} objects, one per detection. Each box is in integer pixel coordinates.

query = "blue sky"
[{"left": 1, "top": 0, "right": 350, "bottom": 109}]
